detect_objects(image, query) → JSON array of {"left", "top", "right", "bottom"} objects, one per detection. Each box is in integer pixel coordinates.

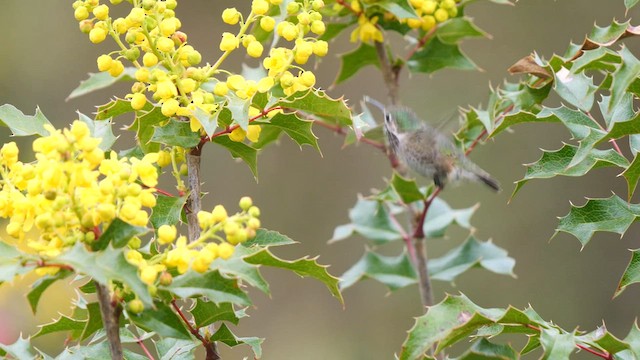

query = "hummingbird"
[{"left": 365, "top": 98, "right": 500, "bottom": 192}]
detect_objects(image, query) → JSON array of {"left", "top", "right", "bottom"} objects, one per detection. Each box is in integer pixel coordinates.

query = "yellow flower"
[
  {"left": 260, "top": 16, "right": 275, "bottom": 32},
  {"left": 350, "top": 16, "right": 384, "bottom": 43},
  {"left": 247, "top": 125, "right": 261, "bottom": 143},
  {"left": 222, "top": 8, "right": 240, "bottom": 25},
  {"left": 220, "top": 32, "right": 239, "bottom": 52}
]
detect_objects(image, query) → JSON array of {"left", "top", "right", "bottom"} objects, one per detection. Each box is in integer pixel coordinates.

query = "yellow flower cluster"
[
  {"left": 406, "top": 0, "right": 459, "bottom": 30},
  {"left": 0, "top": 121, "right": 158, "bottom": 258},
  {"left": 125, "top": 196, "right": 261, "bottom": 284}
]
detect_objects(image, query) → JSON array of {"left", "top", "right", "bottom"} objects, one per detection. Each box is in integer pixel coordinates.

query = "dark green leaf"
[
  {"left": 339, "top": 250, "right": 417, "bottom": 291},
  {"left": 513, "top": 145, "right": 628, "bottom": 197},
  {"left": 251, "top": 125, "right": 282, "bottom": 149},
  {"left": 318, "top": 22, "right": 353, "bottom": 42},
  {"left": 369, "top": 0, "right": 418, "bottom": 19},
  {"left": 437, "top": 17, "right": 488, "bottom": 44},
  {"left": 92, "top": 218, "right": 149, "bottom": 250},
  {"left": 429, "top": 236, "right": 516, "bottom": 281},
  {"left": 336, "top": 43, "right": 380, "bottom": 84},
  {"left": 190, "top": 299, "right": 244, "bottom": 328},
  {"left": 262, "top": 112, "right": 320, "bottom": 151},
  {"left": 391, "top": 172, "right": 425, "bottom": 203},
  {"left": 212, "top": 323, "right": 263, "bottom": 358},
  {"left": 57, "top": 243, "right": 153, "bottom": 306},
  {"left": 150, "top": 194, "right": 187, "bottom": 229},
  {"left": 610, "top": 47, "right": 640, "bottom": 112},
  {"left": 0, "top": 104, "right": 52, "bottom": 136},
  {"left": 489, "top": 110, "right": 559, "bottom": 139},
  {"left": 244, "top": 248, "right": 343, "bottom": 304},
  {"left": 95, "top": 97, "right": 152, "bottom": 121},
  {"left": 452, "top": 338, "right": 517, "bottom": 360},
  {"left": 67, "top": 68, "right": 136, "bottom": 100},
  {"left": 211, "top": 135, "right": 258, "bottom": 179},
  {"left": 81, "top": 302, "right": 104, "bottom": 340},
  {"left": 276, "top": 89, "right": 352, "bottom": 126},
  {"left": 242, "top": 228, "right": 297, "bottom": 247},
  {"left": 166, "top": 270, "right": 250, "bottom": 306},
  {"left": 151, "top": 119, "right": 201, "bottom": 148},
  {"left": 408, "top": 37, "right": 479, "bottom": 74},
  {"left": 622, "top": 154, "right": 640, "bottom": 201},
  {"left": 27, "top": 271, "right": 70, "bottom": 313},
  {"left": 216, "top": 245, "right": 270, "bottom": 295},
  {"left": 77, "top": 112, "right": 117, "bottom": 151},
  {"left": 135, "top": 107, "right": 167, "bottom": 154},
  {"left": 572, "top": 47, "right": 621, "bottom": 73},
  {"left": 130, "top": 301, "right": 191, "bottom": 340},
  {"left": 555, "top": 195, "right": 640, "bottom": 247},
  {"left": 34, "top": 315, "right": 86, "bottom": 338},
  {"left": 616, "top": 249, "right": 640, "bottom": 297}
]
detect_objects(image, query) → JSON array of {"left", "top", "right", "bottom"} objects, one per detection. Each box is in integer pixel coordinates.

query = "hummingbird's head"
[{"left": 383, "top": 109, "right": 399, "bottom": 135}]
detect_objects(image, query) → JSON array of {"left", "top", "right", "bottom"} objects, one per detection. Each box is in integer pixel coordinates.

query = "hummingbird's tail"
[{"left": 473, "top": 172, "right": 501, "bottom": 192}]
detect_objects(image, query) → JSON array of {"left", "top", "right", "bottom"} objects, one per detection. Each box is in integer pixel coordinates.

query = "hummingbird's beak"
[{"left": 362, "top": 96, "right": 385, "bottom": 113}]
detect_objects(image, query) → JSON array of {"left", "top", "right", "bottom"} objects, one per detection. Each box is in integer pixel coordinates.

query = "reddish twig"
[
  {"left": 34, "top": 260, "right": 74, "bottom": 271},
  {"left": 151, "top": 187, "right": 175, "bottom": 198},
  {"left": 171, "top": 299, "right": 219, "bottom": 360},
  {"left": 335, "top": 0, "right": 363, "bottom": 16},
  {"left": 387, "top": 206, "right": 416, "bottom": 262},
  {"left": 587, "top": 111, "right": 624, "bottom": 157},
  {"left": 202, "top": 106, "right": 283, "bottom": 145},
  {"left": 405, "top": 26, "right": 438, "bottom": 62},
  {"left": 135, "top": 336, "right": 156, "bottom": 360}
]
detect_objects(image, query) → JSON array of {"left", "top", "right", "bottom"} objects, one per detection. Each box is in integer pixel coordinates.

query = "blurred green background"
[{"left": 1, "top": 1, "right": 640, "bottom": 358}]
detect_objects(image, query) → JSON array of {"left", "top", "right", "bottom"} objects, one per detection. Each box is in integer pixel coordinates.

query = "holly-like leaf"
[
  {"left": 0, "top": 241, "right": 35, "bottom": 284},
  {"left": 57, "top": 243, "right": 153, "bottom": 306},
  {"left": 150, "top": 194, "right": 187, "bottom": 229},
  {"left": 67, "top": 68, "right": 136, "bottom": 100},
  {"left": 319, "top": 22, "right": 353, "bottom": 42},
  {"left": 369, "top": 0, "right": 417, "bottom": 19},
  {"left": 339, "top": 250, "right": 417, "bottom": 291},
  {"left": 243, "top": 229, "right": 297, "bottom": 247},
  {"left": 91, "top": 218, "right": 149, "bottom": 250},
  {"left": 190, "top": 299, "right": 244, "bottom": 328},
  {"left": 586, "top": 20, "right": 631, "bottom": 47},
  {"left": 95, "top": 97, "right": 153, "bottom": 121},
  {"left": 276, "top": 89, "right": 352, "bottom": 126},
  {"left": 212, "top": 323, "right": 263, "bottom": 358},
  {"left": 452, "top": 338, "right": 517, "bottom": 360},
  {"left": 429, "top": 237, "right": 516, "bottom": 281},
  {"left": 27, "top": 271, "right": 70, "bottom": 313},
  {"left": 553, "top": 67, "right": 597, "bottom": 111},
  {"left": 540, "top": 328, "right": 576, "bottom": 359},
  {"left": 626, "top": 0, "right": 640, "bottom": 10},
  {"left": 622, "top": 154, "right": 640, "bottom": 201},
  {"left": 151, "top": 119, "right": 201, "bottom": 148},
  {"left": 616, "top": 249, "right": 640, "bottom": 297},
  {"left": 572, "top": 47, "right": 621, "bottom": 73},
  {"left": 166, "top": 270, "right": 250, "bottom": 306},
  {"left": 261, "top": 112, "right": 320, "bottom": 151},
  {"left": 408, "top": 37, "right": 479, "bottom": 74},
  {"left": 244, "top": 248, "right": 343, "bottom": 304},
  {"left": 436, "top": 17, "right": 488, "bottom": 44},
  {"left": 81, "top": 302, "right": 104, "bottom": 341},
  {"left": 0, "top": 105, "right": 52, "bottom": 136},
  {"left": 555, "top": 195, "right": 640, "bottom": 247},
  {"left": 211, "top": 135, "right": 258, "bottom": 179},
  {"left": 423, "top": 198, "right": 478, "bottom": 238},
  {"left": 129, "top": 301, "right": 191, "bottom": 340},
  {"left": 489, "top": 110, "right": 559, "bottom": 139},
  {"left": 336, "top": 42, "right": 380, "bottom": 84},
  {"left": 610, "top": 47, "right": 640, "bottom": 113},
  {"left": 77, "top": 112, "right": 117, "bottom": 151},
  {"left": 192, "top": 106, "right": 219, "bottom": 138},
  {"left": 135, "top": 107, "right": 167, "bottom": 154},
  {"left": 513, "top": 145, "right": 628, "bottom": 197},
  {"left": 0, "top": 336, "right": 37, "bottom": 360},
  {"left": 330, "top": 197, "right": 403, "bottom": 244},
  {"left": 390, "top": 172, "right": 425, "bottom": 203},
  {"left": 216, "top": 245, "right": 270, "bottom": 295},
  {"left": 153, "top": 338, "right": 198, "bottom": 360},
  {"left": 34, "top": 315, "right": 86, "bottom": 338}
]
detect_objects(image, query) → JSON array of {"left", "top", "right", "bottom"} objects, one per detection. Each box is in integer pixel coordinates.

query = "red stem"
[
  {"left": 171, "top": 299, "right": 219, "bottom": 359},
  {"left": 405, "top": 26, "right": 438, "bottom": 62},
  {"left": 202, "top": 106, "right": 283, "bottom": 145},
  {"left": 335, "top": 0, "right": 362, "bottom": 16},
  {"left": 135, "top": 336, "right": 156, "bottom": 360}
]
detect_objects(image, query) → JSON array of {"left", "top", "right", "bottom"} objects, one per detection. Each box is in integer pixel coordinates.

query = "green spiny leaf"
[
  {"left": 339, "top": 250, "right": 417, "bottom": 291},
  {"left": 626, "top": 0, "right": 640, "bottom": 10},
  {"left": 423, "top": 198, "right": 478, "bottom": 238},
  {"left": 336, "top": 43, "right": 380, "bottom": 84},
  {"left": 27, "top": 271, "right": 70, "bottom": 313},
  {"left": 390, "top": 172, "right": 425, "bottom": 203},
  {"left": 408, "top": 37, "right": 479, "bottom": 74},
  {"left": 81, "top": 302, "right": 103, "bottom": 341},
  {"left": 436, "top": 17, "right": 488, "bottom": 44},
  {"left": 489, "top": 110, "right": 559, "bottom": 139},
  {"left": 540, "top": 328, "right": 576, "bottom": 359},
  {"left": 553, "top": 67, "right": 597, "bottom": 111},
  {"left": 0, "top": 241, "right": 35, "bottom": 284},
  {"left": 216, "top": 246, "right": 270, "bottom": 295},
  {"left": 129, "top": 301, "right": 191, "bottom": 340},
  {"left": 212, "top": 323, "right": 263, "bottom": 358},
  {"left": 369, "top": 0, "right": 418, "bottom": 19},
  {"left": 243, "top": 228, "right": 297, "bottom": 247},
  {"left": 452, "top": 338, "right": 517, "bottom": 360},
  {"left": 190, "top": 299, "right": 244, "bottom": 328},
  {"left": 555, "top": 195, "right": 640, "bottom": 247},
  {"left": 587, "top": 20, "right": 630, "bottom": 47},
  {"left": 150, "top": 194, "right": 187, "bottom": 229},
  {"left": 244, "top": 248, "right": 343, "bottom": 304},
  {"left": 429, "top": 236, "right": 516, "bottom": 281},
  {"left": 616, "top": 249, "right": 640, "bottom": 297},
  {"left": 34, "top": 315, "right": 86, "bottom": 338},
  {"left": 0, "top": 336, "right": 37, "bottom": 360},
  {"left": 91, "top": 218, "right": 149, "bottom": 250},
  {"left": 211, "top": 135, "right": 258, "bottom": 179},
  {"left": 154, "top": 338, "right": 198, "bottom": 360},
  {"left": 95, "top": 97, "right": 152, "bottom": 121},
  {"left": 330, "top": 197, "right": 403, "bottom": 244},
  {"left": 151, "top": 119, "right": 201, "bottom": 148},
  {"left": 622, "top": 154, "right": 640, "bottom": 201},
  {"left": 77, "top": 112, "right": 117, "bottom": 151},
  {"left": 0, "top": 105, "right": 52, "bottom": 136},
  {"left": 610, "top": 47, "right": 640, "bottom": 112},
  {"left": 57, "top": 244, "right": 153, "bottom": 306},
  {"left": 166, "top": 270, "right": 250, "bottom": 306},
  {"left": 261, "top": 112, "right": 320, "bottom": 151},
  {"left": 276, "top": 89, "right": 352, "bottom": 126},
  {"left": 136, "top": 107, "right": 167, "bottom": 153},
  {"left": 66, "top": 68, "right": 136, "bottom": 100},
  {"left": 572, "top": 47, "right": 621, "bottom": 73}
]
